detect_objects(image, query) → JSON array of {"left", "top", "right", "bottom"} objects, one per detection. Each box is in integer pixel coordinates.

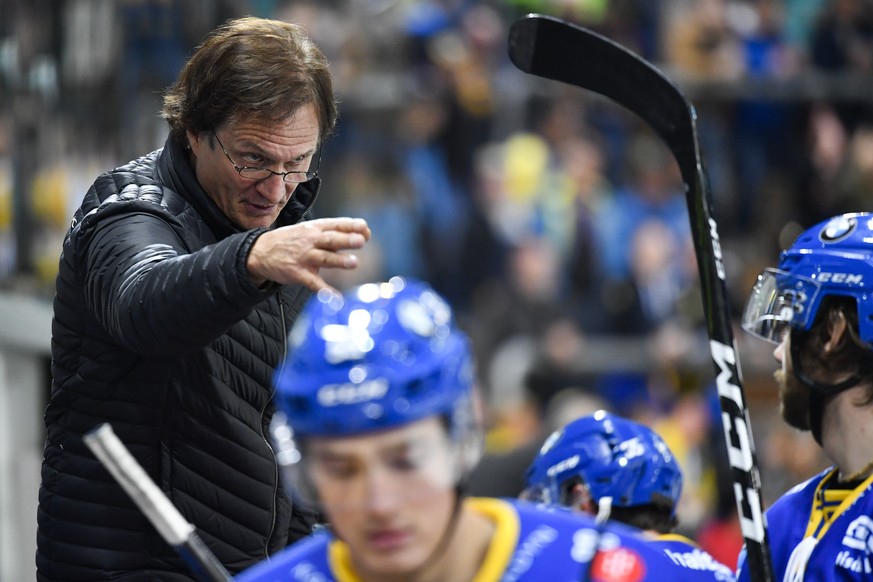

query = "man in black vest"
[{"left": 36, "top": 16, "right": 370, "bottom": 580}]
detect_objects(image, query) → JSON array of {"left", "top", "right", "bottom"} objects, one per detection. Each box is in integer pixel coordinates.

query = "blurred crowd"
[{"left": 4, "top": 0, "right": 873, "bottom": 565}]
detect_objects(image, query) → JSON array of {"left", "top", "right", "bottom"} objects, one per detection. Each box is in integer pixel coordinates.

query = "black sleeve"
[{"left": 79, "top": 207, "right": 269, "bottom": 356}]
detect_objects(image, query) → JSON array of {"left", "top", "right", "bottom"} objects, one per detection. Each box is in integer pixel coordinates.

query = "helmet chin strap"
[
  {"left": 789, "top": 337, "right": 867, "bottom": 445},
  {"left": 595, "top": 496, "right": 613, "bottom": 525}
]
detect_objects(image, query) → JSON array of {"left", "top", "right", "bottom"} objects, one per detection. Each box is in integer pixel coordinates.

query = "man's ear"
[
  {"left": 569, "top": 483, "right": 596, "bottom": 514},
  {"left": 823, "top": 309, "right": 849, "bottom": 353},
  {"left": 187, "top": 129, "right": 211, "bottom": 157}
]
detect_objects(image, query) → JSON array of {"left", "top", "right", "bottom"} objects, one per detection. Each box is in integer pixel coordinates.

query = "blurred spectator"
[
  {"left": 653, "top": 392, "right": 719, "bottom": 536},
  {"left": 467, "top": 347, "right": 609, "bottom": 498},
  {"left": 731, "top": 0, "right": 802, "bottom": 233},
  {"left": 395, "top": 91, "right": 473, "bottom": 306},
  {"left": 324, "top": 150, "right": 423, "bottom": 290},
  {"left": 809, "top": 0, "right": 873, "bottom": 131},
  {"left": 782, "top": 0, "right": 828, "bottom": 55},
  {"left": 665, "top": 0, "right": 743, "bottom": 81},
  {"left": 593, "top": 132, "right": 691, "bottom": 334},
  {"left": 831, "top": 124, "right": 873, "bottom": 211},
  {"left": 558, "top": 135, "right": 614, "bottom": 328},
  {"left": 116, "top": 0, "right": 197, "bottom": 159},
  {"left": 470, "top": 235, "right": 573, "bottom": 376}
]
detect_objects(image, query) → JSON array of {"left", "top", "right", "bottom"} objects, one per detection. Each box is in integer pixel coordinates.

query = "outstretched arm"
[{"left": 246, "top": 217, "right": 371, "bottom": 291}]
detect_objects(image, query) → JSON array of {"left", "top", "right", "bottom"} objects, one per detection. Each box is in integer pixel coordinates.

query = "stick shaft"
[
  {"left": 507, "top": 14, "right": 773, "bottom": 581},
  {"left": 84, "top": 423, "right": 233, "bottom": 582}
]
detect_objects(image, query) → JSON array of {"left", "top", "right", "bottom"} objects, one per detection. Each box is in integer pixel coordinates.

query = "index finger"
[{"left": 313, "top": 217, "right": 371, "bottom": 240}]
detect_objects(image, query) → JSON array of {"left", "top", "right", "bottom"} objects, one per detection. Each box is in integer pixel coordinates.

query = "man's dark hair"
[
  {"left": 796, "top": 295, "right": 873, "bottom": 405},
  {"left": 610, "top": 504, "right": 678, "bottom": 535},
  {"left": 162, "top": 17, "right": 336, "bottom": 145}
]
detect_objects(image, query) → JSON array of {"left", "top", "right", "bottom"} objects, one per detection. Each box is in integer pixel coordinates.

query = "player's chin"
[
  {"left": 358, "top": 548, "right": 427, "bottom": 578},
  {"left": 362, "top": 536, "right": 428, "bottom": 563}
]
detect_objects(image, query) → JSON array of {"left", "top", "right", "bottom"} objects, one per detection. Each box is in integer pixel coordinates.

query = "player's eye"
[
  {"left": 386, "top": 453, "right": 420, "bottom": 472},
  {"left": 313, "top": 453, "right": 360, "bottom": 480},
  {"left": 323, "top": 461, "right": 357, "bottom": 479}
]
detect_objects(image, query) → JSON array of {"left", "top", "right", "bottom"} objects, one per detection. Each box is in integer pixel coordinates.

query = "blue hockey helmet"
[
  {"left": 743, "top": 213, "right": 873, "bottom": 346},
  {"left": 269, "top": 278, "right": 483, "bottom": 508},
  {"left": 521, "top": 411, "right": 682, "bottom": 514},
  {"left": 273, "top": 277, "right": 477, "bottom": 437}
]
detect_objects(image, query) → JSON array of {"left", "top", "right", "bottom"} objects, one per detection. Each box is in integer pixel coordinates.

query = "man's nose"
[{"left": 256, "top": 173, "right": 293, "bottom": 202}]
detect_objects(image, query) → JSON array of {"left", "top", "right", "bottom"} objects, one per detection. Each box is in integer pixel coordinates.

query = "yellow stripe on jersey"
[
  {"left": 328, "top": 539, "right": 359, "bottom": 582},
  {"left": 804, "top": 468, "right": 873, "bottom": 541},
  {"left": 325, "top": 497, "right": 521, "bottom": 582},
  {"left": 468, "top": 497, "right": 522, "bottom": 582},
  {"left": 654, "top": 533, "right": 700, "bottom": 547}
]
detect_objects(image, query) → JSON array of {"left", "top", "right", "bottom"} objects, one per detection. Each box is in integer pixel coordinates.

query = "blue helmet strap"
[{"left": 789, "top": 332, "right": 871, "bottom": 445}]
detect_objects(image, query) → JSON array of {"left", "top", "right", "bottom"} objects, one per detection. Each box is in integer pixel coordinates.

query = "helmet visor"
[
  {"left": 742, "top": 268, "right": 822, "bottom": 344},
  {"left": 519, "top": 482, "right": 555, "bottom": 505}
]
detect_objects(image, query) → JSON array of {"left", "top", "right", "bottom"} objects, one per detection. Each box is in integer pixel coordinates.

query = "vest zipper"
[{"left": 262, "top": 292, "right": 287, "bottom": 557}]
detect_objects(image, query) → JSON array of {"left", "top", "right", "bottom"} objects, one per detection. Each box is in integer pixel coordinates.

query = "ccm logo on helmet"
[
  {"left": 317, "top": 379, "right": 389, "bottom": 407},
  {"left": 816, "top": 272, "right": 863, "bottom": 284},
  {"left": 547, "top": 454, "right": 580, "bottom": 478}
]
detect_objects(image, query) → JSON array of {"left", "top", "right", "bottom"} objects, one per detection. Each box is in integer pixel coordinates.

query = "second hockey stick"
[{"left": 507, "top": 14, "right": 773, "bottom": 582}]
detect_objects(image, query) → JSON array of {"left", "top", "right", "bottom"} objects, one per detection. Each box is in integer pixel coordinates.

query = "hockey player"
[
  {"left": 738, "top": 212, "right": 873, "bottom": 581},
  {"left": 522, "top": 411, "right": 736, "bottom": 581},
  {"left": 236, "top": 277, "right": 700, "bottom": 581}
]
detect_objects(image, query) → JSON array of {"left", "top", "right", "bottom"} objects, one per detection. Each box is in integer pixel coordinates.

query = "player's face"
[
  {"left": 187, "top": 103, "right": 320, "bottom": 230},
  {"left": 774, "top": 333, "right": 812, "bottom": 431},
  {"left": 308, "top": 417, "right": 459, "bottom": 578}
]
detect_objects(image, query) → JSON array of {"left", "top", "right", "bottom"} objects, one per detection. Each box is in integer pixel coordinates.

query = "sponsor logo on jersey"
[
  {"left": 664, "top": 548, "right": 734, "bottom": 580},
  {"left": 590, "top": 547, "right": 647, "bottom": 582},
  {"left": 570, "top": 527, "right": 646, "bottom": 580},
  {"left": 291, "top": 561, "right": 329, "bottom": 582},
  {"left": 503, "top": 525, "right": 558, "bottom": 582},
  {"left": 836, "top": 516, "right": 873, "bottom": 574}
]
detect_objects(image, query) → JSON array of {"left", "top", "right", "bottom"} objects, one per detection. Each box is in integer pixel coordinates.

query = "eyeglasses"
[{"left": 212, "top": 132, "right": 320, "bottom": 183}]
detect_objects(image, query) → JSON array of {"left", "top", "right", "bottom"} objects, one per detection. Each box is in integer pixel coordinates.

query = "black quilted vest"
[{"left": 37, "top": 136, "right": 318, "bottom": 580}]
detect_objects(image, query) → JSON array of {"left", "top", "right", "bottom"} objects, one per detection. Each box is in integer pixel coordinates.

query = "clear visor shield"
[
  {"left": 519, "top": 481, "right": 558, "bottom": 505},
  {"left": 742, "top": 268, "right": 821, "bottom": 344},
  {"left": 270, "top": 412, "right": 477, "bottom": 512}
]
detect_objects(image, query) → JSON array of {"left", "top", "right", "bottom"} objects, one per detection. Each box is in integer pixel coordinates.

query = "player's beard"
[{"left": 775, "top": 366, "right": 812, "bottom": 431}]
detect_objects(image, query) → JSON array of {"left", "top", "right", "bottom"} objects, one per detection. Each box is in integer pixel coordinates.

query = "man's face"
[
  {"left": 308, "top": 417, "right": 459, "bottom": 579},
  {"left": 774, "top": 333, "right": 813, "bottom": 431},
  {"left": 187, "top": 103, "right": 320, "bottom": 230}
]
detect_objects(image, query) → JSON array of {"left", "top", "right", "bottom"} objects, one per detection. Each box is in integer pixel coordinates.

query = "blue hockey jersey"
[
  {"left": 649, "top": 534, "right": 735, "bottom": 581},
  {"left": 737, "top": 468, "right": 873, "bottom": 581},
  {"left": 237, "top": 497, "right": 735, "bottom": 581}
]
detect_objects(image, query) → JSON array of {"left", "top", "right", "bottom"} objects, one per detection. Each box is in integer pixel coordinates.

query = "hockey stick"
[
  {"left": 507, "top": 14, "right": 773, "bottom": 582},
  {"left": 83, "top": 423, "right": 234, "bottom": 582}
]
